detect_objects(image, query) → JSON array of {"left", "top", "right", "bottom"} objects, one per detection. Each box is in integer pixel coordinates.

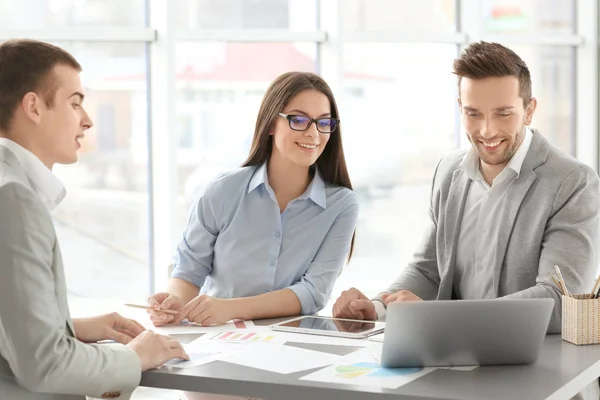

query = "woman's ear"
[{"left": 269, "top": 119, "right": 279, "bottom": 135}]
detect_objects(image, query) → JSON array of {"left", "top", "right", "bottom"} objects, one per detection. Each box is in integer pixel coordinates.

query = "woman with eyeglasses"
[{"left": 147, "top": 72, "right": 357, "bottom": 339}]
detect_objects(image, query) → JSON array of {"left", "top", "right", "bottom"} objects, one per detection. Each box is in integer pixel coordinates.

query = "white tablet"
[{"left": 270, "top": 316, "right": 385, "bottom": 339}]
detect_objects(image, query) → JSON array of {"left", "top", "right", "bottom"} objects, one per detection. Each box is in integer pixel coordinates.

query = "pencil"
[
  {"left": 124, "top": 303, "right": 180, "bottom": 315},
  {"left": 551, "top": 275, "right": 564, "bottom": 295},
  {"left": 589, "top": 274, "right": 600, "bottom": 299},
  {"left": 554, "top": 265, "right": 572, "bottom": 298}
]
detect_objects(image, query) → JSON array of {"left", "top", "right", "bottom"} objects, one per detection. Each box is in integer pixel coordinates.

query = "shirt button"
[
  {"left": 275, "top": 231, "right": 281, "bottom": 238},
  {"left": 270, "top": 259, "right": 276, "bottom": 266}
]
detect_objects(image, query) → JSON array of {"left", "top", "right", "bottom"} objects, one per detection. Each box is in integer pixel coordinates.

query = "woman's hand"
[
  {"left": 147, "top": 292, "right": 185, "bottom": 326},
  {"left": 179, "top": 295, "right": 236, "bottom": 326}
]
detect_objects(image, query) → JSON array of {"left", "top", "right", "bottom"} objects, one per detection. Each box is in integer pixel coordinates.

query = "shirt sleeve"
[
  {"left": 288, "top": 194, "right": 359, "bottom": 314},
  {"left": 373, "top": 299, "right": 387, "bottom": 321},
  {"left": 0, "top": 183, "right": 141, "bottom": 397},
  {"left": 502, "top": 165, "right": 600, "bottom": 333},
  {"left": 172, "top": 182, "right": 222, "bottom": 288}
]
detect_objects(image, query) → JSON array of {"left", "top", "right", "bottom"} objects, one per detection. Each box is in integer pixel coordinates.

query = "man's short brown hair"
[
  {"left": 453, "top": 41, "right": 532, "bottom": 107},
  {"left": 0, "top": 39, "right": 81, "bottom": 131}
]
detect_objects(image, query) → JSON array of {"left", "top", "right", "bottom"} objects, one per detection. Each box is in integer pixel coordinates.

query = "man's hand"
[
  {"left": 178, "top": 295, "right": 235, "bottom": 326},
  {"left": 332, "top": 287, "right": 377, "bottom": 320},
  {"left": 147, "top": 292, "right": 185, "bottom": 327},
  {"left": 126, "top": 330, "right": 189, "bottom": 371},
  {"left": 382, "top": 290, "right": 422, "bottom": 305},
  {"left": 73, "top": 313, "right": 145, "bottom": 344}
]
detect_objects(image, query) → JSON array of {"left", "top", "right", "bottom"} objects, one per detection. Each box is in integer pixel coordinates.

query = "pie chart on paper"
[{"left": 335, "top": 362, "right": 424, "bottom": 379}]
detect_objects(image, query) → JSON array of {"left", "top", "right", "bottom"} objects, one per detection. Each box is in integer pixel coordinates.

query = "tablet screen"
[{"left": 278, "top": 316, "right": 377, "bottom": 334}]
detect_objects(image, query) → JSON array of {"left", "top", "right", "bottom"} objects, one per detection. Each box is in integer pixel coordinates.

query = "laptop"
[{"left": 381, "top": 298, "right": 554, "bottom": 368}]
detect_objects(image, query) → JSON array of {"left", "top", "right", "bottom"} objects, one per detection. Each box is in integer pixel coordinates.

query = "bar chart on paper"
[{"left": 210, "top": 331, "right": 283, "bottom": 343}]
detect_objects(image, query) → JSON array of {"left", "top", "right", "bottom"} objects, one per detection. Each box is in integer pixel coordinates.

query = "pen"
[
  {"left": 589, "top": 274, "right": 600, "bottom": 299},
  {"left": 554, "top": 265, "right": 572, "bottom": 298},
  {"left": 124, "top": 303, "right": 180, "bottom": 315},
  {"left": 551, "top": 275, "right": 565, "bottom": 295}
]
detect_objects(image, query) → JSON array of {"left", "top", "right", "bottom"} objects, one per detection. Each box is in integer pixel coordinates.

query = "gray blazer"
[
  {"left": 379, "top": 130, "right": 600, "bottom": 334},
  {"left": 0, "top": 147, "right": 141, "bottom": 399}
]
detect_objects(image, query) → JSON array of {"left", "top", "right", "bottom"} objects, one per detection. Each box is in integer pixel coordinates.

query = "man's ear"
[
  {"left": 457, "top": 97, "right": 462, "bottom": 113},
  {"left": 21, "top": 92, "right": 43, "bottom": 125},
  {"left": 524, "top": 97, "right": 537, "bottom": 126}
]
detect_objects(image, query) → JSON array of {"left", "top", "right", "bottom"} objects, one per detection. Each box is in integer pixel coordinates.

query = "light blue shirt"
[{"left": 172, "top": 162, "right": 359, "bottom": 314}]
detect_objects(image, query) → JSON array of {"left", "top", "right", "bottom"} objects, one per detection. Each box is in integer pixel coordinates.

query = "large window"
[
  {"left": 508, "top": 46, "right": 575, "bottom": 153},
  {"left": 342, "top": 0, "right": 457, "bottom": 33},
  {"left": 481, "top": 0, "right": 574, "bottom": 34},
  {"left": 49, "top": 42, "right": 150, "bottom": 301},
  {"left": 337, "top": 43, "right": 458, "bottom": 293},
  {"left": 0, "top": 0, "right": 595, "bottom": 306},
  {"left": 174, "top": 0, "right": 317, "bottom": 30},
  {"left": 0, "top": 0, "right": 146, "bottom": 27}
]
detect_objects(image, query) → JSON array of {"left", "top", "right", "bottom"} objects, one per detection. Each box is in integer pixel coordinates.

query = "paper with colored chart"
[
  {"left": 221, "top": 344, "right": 341, "bottom": 374},
  {"left": 207, "top": 331, "right": 286, "bottom": 344},
  {"left": 300, "top": 360, "right": 435, "bottom": 389},
  {"left": 151, "top": 320, "right": 255, "bottom": 335},
  {"left": 300, "top": 347, "right": 475, "bottom": 388}
]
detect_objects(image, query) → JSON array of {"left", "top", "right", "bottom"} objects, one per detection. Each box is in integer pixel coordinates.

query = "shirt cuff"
[
  {"left": 171, "top": 269, "right": 205, "bottom": 289},
  {"left": 373, "top": 299, "right": 387, "bottom": 321},
  {"left": 288, "top": 283, "right": 318, "bottom": 315},
  {"left": 90, "top": 343, "right": 142, "bottom": 396}
]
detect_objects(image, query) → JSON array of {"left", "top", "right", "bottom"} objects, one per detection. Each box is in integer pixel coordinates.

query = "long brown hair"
[{"left": 242, "top": 71, "right": 355, "bottom": 260}]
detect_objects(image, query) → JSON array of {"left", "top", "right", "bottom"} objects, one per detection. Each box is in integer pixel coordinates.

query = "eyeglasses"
[{"left": 279, "top": 113, "right": 340, "bottom": 134}]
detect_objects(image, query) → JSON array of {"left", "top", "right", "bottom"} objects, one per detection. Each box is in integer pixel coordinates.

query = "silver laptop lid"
[{"left": 381, "top": 298, "right": 554, "bottom": 368}]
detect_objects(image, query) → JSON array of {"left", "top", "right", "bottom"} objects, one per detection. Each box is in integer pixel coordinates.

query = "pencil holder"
[{"left": 561, "top": 294, "right": 600, "bottom": 345}]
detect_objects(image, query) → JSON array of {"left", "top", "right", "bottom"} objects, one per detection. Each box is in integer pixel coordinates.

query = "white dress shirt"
[
  {"left": 454, "top": 127, "right": 534, "bottom": 299},
  {"left": 0, "top": 138, "right": 65, "bottom": 211},
  {"left": 374, "top": 127, "right": 533, "bottom": 319}
]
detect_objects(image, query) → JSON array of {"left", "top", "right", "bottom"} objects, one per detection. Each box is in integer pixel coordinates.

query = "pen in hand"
[{"left": 124, "top": 303, "right": 180, "bottom": 315}]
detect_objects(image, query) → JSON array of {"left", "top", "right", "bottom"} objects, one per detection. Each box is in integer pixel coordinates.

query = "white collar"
[
  {"left": 505, "top": 126, "right": 533, "bottom": 177},
  {"left": 248, "top": 161, "right": 327, "bottom": 209},
  {"left": 460, "top": 126, "right": 534, "bottom": 181},
  {"left": 0, "top": 138, "right": 65, "bottom": 211}
]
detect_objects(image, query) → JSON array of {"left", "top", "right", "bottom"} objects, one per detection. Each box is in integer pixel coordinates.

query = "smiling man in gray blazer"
[
  {"left": 333, "top": 42, "right": 600, "bottom": 335},
  {"left": 0, "top": 40, "right": 189, "bottom": 400}
]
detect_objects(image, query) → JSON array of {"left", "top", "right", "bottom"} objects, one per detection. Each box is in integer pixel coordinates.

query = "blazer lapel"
[
  {"left": 1, "top": 146, "right": 77, "bottom": 336},
  {"left": 491, "top": 170, "right": 537, "bottom": 296},
  {"left": 491, "top": 129, "right": 549, "bottom": 296},
  {"left": 439, "top": 169, "right": 471, "bottom": 299}
]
